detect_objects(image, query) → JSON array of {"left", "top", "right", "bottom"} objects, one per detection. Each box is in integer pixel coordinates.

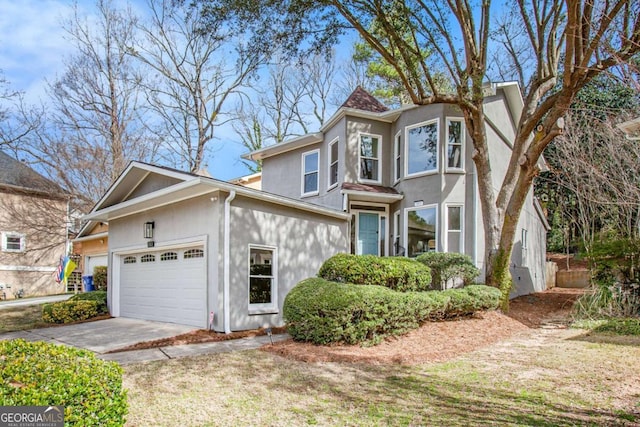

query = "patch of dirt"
[
  {"left": 261, "top": 287, "right": 586, "bottom": 365},
  {"left": 114, "top": 287, "right": 586, "bottom": 365}
]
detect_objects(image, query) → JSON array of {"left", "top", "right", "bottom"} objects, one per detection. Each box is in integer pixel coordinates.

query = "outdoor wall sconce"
[{"left": 144, "top": 221, "right": 155, "bottom": 239}]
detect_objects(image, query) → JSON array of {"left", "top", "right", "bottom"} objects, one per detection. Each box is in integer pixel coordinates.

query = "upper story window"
[
  {"left": 1, "top": 232, "right": 25, "bottom": 253},
  {"left": 328, "top": 138, "right": 339, "bottom": 189},
  {"left": 359, "top": 134, "right": 381, "bottom": 183},
  {"left": 406, "top": 120, "right": 438, "bottom": 177},
  {"left": 446, "top": 118, "right": 465, "bottom": 171},
  {"left": 301, "top": 149, "right": 319, "bottom": 196},
  {"left": 394, "top": 132, "right": 401, "bottom": 183}
]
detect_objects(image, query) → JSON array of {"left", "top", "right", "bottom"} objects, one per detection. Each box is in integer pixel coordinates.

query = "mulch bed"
[{"left": 111, "top": 287, "right": 586, "bottom": 365}]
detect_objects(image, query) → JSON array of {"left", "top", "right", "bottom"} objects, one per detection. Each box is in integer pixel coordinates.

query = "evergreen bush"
[
  {"left": 318, "top": 253, "right": 431, "bottom": 291},
  {"left": 0, "top": 339, "right": 128, "bottom": 426},
  {"left": 416, "top": 252, "right": 480, "bottom": 290},
  {"left": 283, "top": 278, "right": 500, "bottom": 345}
]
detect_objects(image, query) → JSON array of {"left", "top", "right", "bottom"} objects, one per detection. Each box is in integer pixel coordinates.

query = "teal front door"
[{"left": 358, "top": 212, "right": 379, "bottom": 255}]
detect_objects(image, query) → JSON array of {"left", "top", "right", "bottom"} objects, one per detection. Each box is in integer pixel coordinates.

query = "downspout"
[{"left": 223, "top": 190, "right": 236, "bottom": 334}]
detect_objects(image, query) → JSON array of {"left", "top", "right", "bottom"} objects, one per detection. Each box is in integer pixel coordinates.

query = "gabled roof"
[
  {"left": 340, "top": 86, "right": 389, "bottom": 113},
  {"left": 0, "top": 151, "right": 66, "bottom": 197},
  {"left": 84, "top": 161, "right": 349, "bottom": 222}
]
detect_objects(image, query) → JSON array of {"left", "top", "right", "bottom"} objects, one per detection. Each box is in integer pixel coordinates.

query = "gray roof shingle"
[{"left": 0, "top": 151, "right": 66, "bottom": 196}]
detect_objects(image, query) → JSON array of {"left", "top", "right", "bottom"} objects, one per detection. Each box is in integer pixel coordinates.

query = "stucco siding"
[
  {"left": 226, "top": 196, "right": 349, "bottom": 331},
  {"left": 0, "top": 192, "right": 67, "bottom": 298}
]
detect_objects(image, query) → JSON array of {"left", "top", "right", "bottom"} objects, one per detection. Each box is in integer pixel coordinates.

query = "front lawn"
[
  {"left": 0, "top": 304, "right": 50, "bottom": 333},
  {"left": 123, "top": 327, "right": 640, "bottom": 426}
]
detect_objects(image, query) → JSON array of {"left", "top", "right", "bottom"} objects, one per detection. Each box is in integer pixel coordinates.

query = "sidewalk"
[
  {"left": 0, "top": 294, "right": 72, "bottom": 309},
  {"left": 98, "top": 333, "right": 290, "bottom": 365}
]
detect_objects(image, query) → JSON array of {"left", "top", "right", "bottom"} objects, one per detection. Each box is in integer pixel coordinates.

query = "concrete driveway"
[{"left": 0, "top": 318, "right": 197, "bottom": 354}]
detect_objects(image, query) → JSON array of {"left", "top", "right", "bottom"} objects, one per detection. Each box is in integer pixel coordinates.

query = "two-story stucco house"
[
  {"left": 245, "top": 84, "right": 550, "bottom": 296},
  {"left": 0, "top": 151, "right": 69, "bottom": 299}
]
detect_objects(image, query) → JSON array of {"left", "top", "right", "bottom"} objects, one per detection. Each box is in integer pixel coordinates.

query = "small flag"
[
  {"left": 62, "top": 257, "right": 77, "bottom": 285},
  {"left": 54, "top": 256, "right": 64, "bottom": 283}
]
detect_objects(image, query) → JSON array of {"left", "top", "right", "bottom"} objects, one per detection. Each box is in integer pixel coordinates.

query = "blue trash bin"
[{"left": 82, "top": 276, "right": 94, "bottom": 292}]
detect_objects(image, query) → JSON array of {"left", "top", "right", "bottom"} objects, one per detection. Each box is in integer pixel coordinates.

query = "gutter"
[{"left": 223, "top": 190, "right": 236, "bottom": 334}]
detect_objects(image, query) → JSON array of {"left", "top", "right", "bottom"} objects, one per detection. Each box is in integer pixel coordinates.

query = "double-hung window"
[
  {"left": 328, "top": 138, "right": 339, "bottom": 189},
  {"left": 249, "top": 245, "right": 277, "bottom": 312},
  {"left": 1, "top": 232, "right": 25, "bottom": 252},
  {"left": 406, "top": 120, "right": 439, "bottom": 176},
  {"left": 394, "top": 132, "right": 401, "bottom": 182},
  {"left": 301, "top": 150, "right": 319, "bottom": 196},
  {"left": 446, "top": 205, "right": 463, "bottom": 253},
  {"left": 359, "top": 134, "right": 381, "bottom": 182},
  {"left": 446, "top": 118, "right": 465, "bottom": 171}
]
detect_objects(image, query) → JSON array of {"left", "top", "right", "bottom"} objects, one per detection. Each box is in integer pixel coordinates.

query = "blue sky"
[{"left": 0, "top": 0, "right": 255, "bottom": 181}]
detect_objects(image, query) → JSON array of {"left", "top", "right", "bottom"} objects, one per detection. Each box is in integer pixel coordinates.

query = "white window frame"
[
  {"left": 393, "top": 210, "right": 402, "bottom": 255},
  {"left": 405, "top": 119, "right": 439, "bottom": 178},
  {"left": 358, "top": 133, "right": 382, "bottom": 184},
  {"left": 404, "top": 204, "right": 438, "bottom": 257},
  {"left": 394, "top": 131, "right": 401, "bottom": 183},
  {"left": 327, "top": 137, "right": 339, "bottom": 190},
  {"left": 445, "top": 117, "right": 465, "bottom": 172},
  {"left": 1, "top": 232, "right": 25, "bottom": 253},
  {"left": 301, "top": 149, "right": 320, "bottom": 197},
  {"left": 444, "top": 204, "right": 464, "bottom": 253},
  {"left": 248, "top": 244, "right": 278, "bottom": 313}
]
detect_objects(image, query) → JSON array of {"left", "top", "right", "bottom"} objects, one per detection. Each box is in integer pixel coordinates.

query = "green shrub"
[
  {"left": 93, "top": 266, "right": 108, "bottom": 291},
  {"left": 416, "top": 252, "right": 480, "bottom": 290},
  {"left": 574, "top": 236, "right": 640, "bottom": 319},
  {"left": 283, "top": 278, "right": 501, "bottom": 345},
  {"left": 42, "top": 300, "right": 99, "bottom": 324},
  {"left": 0, "top": 339, "right": 127, "bottom": 426},
  {"left": 318, "top": 253, "right": 432, "bottom": 291},
  {"left": 69, "top": 290, "right": 108, "bottom": 315}
]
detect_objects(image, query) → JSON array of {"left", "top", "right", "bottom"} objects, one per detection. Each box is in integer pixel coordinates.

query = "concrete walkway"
[
  {"left": 0, "top": 316, "right": 290, "bottom": 365},
  {"left": 99, "top": 333, "right": 290, "bottom": 365}
]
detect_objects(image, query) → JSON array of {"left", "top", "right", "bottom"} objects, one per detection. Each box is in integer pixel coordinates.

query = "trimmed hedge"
[
  {"left": 318, "top": 253, "right": 432, "bottom": 291},
  {"left": 69, "top": 290, "right": 108, "bottom": 314},
  {"left": 416, "top": 252, "right": 480, "bottom": 290},
  {"left": 283, "top": 278, "right": 501, "bottom": 345},
  {"left": 0, "top": 339, "right": 128, "bottom": 426},
  {"left": 42, "top": 291, "right": 109, "bottom": 324},
  {"left": 42, "top": 300, "right": 99, "bottom": 324}
]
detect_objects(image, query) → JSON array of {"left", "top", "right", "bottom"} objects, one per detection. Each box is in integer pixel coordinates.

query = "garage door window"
[
  {"left": 184, "top": 249, "right": 204, "bottom": 259},
  {"left": 161, "top": 252, "right": 178, "bottom": 261},
  {"left": 141, "top": 254, "right": 155, "bottom": 263},
  {"left": 124, "top": 256, "right": 136, "bottom": 264},
  {"left": 248, "top": 245, "right": 277, "bottom": 312}
]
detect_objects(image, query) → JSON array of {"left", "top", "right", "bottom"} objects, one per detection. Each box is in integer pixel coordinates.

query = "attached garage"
[
  {"left": 118, "top": 246, "right": 206, "bottom": 327},
  {"left": 83, "top": 162, "right": 349, "bottom": 332}
]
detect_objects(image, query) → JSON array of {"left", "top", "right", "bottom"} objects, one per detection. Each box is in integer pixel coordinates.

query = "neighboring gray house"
[
  {"left": 244, "top": 83, "right": 550, "bottom": 297},
  {"left": 84, "top": 162, "right": 349, "bottom": 330}
]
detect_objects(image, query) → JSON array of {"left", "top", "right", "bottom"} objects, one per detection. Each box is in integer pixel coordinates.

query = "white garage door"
[{"left": 119, "top": 246, "right": 206, "bottom": 327}]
